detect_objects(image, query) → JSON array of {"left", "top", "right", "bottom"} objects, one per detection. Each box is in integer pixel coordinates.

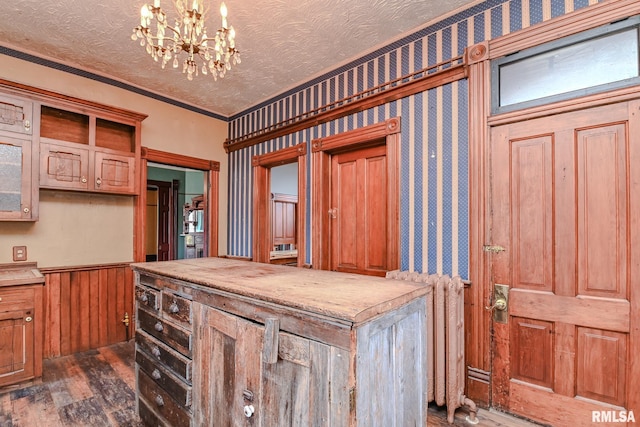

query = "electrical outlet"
[{"left": 13, "top": 246, "right": 27, "bottom": 261}]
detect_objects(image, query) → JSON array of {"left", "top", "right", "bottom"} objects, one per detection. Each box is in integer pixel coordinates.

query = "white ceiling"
[{"left": 0, "top": 0, "right": 476, "bottom": 117}]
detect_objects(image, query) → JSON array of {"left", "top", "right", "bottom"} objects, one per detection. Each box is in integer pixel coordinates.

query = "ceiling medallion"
[{"left": 132, "top": 0, "right": 240, "bottom": 81}]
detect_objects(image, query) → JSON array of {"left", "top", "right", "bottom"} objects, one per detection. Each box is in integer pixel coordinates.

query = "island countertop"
[{"left": 130, "top": 257, "right": 428, "bottom": 324}]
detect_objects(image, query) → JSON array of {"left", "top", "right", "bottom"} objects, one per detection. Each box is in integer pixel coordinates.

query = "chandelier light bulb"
[{"left": 133, "top": 0, "right": 239, "bottom": 81}]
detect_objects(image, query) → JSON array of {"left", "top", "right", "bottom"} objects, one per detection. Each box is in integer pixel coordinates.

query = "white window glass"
[{"left": 498, "top": 27, "right": 639, "bottom": 108}]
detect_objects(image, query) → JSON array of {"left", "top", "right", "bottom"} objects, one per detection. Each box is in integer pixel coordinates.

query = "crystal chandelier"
[{"left": 132, "top": 0, "right": 240, "bottom": 81}]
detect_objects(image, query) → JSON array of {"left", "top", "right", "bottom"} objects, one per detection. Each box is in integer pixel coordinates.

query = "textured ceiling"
[{"left": 0, "top": 0, "right": 476, "bottom": 117}]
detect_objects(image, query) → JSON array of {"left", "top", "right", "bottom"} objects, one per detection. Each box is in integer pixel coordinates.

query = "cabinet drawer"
[
  {"left": 138, "top": 369, "right": 191, "bottom": 427},
  {"left": 136, "top": 285, "right": 160, "bottom": 312},
  {"left": 138, "top": 309, "right": 192, "bottom": 357},
  {"left": 136, "top": 331, "right": 192, "bottom": 382},
  {"left": 161, "top": 292, "right": 192, "bottom": 328},
  {"left": 138, "top": 396, "right": 168, "bottom": 427},
  {"left": 136, "top": 349, "right": 191, "bottom": 408},
  {"left": 0, "top": 288, "right": 35, "bottom": 311}
]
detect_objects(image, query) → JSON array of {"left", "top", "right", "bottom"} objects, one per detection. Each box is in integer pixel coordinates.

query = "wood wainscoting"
[{"left": 40, "top": 263, "right": 134, "bottom": 359}]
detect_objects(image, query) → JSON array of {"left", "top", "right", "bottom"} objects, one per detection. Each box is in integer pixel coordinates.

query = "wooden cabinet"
[
  {"left": 131, "top": 258, "right": 429, "bottom": 427},
  {"left": 0, "top": 93, "right": 38, "bottom": 221},
  {"left": 0, "top": 263, "right": 44, "bottom": 387},
  {"left": 39, "top": 105, "right": 140, "bottom": 195},
  {"left": 135, "top": 274, "right": 193, "bottom": 427}
]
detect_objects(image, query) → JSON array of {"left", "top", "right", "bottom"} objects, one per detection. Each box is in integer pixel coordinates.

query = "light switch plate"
[{"left": 12, "top": 246, "right": 27, "bottom": 261}]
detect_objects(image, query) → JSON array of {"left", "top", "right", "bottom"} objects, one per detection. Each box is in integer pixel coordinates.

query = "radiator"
[{"left": 386, "top": 271, "right": 478, "bottom": 424}]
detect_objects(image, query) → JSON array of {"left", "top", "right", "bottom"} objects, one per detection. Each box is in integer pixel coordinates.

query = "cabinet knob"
[
  {"left": 96, "top": 177, "right": 102, "bottom": 186},
  {"left": 243, "top": 405, "right": 255, "bottom": 418},
  {"left": 25, "top": 316, "right": 33, "bottom": 322},
  {"left": 24, "top": 120, "right": 30, "bottom": 131},
  {"left": 169, "top": 302, "right": 179, "bottom": 314},
  {"left": 155, "top": 395, "right": 164, "bottom": 407},
  {"left": 81, "top": 176, "right": 87, "bottom": 183},
  {"left": 152, "top": 346, "right": 161, "bottom": 358},
  {"left": 23, "top": 207, "right": 30, "bottom": 213},
  {"left": 154, "top": 322, "right": 164, "bottom": 332},
  {"left": 151, "top": 369, "right": 161, "bottom": 380}
]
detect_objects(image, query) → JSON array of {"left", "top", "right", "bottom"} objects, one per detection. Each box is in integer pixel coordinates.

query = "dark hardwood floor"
[
  {"left": 0, "top": 341, "right": 141, "bottom": 427},
  {"left": 0, "top": 339, "right": 539, "bottom": 426}
]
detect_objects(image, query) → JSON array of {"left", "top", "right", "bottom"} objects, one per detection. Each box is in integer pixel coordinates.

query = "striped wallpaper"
[{"left": 227, "top": 0, "right": 602, "bottom": 279}]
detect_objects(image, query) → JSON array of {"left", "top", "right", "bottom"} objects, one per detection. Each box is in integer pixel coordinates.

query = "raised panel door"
[
  {"left": 489, "top": 101, "right": 639, "bottom": 426},
  {"left": 330, "top": 144, "right": 388, "bottom": 276}
]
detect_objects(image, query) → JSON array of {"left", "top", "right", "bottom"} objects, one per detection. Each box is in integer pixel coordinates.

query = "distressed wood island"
[{"left": 131, "top": 257, "right": 429, "bottom": 427}]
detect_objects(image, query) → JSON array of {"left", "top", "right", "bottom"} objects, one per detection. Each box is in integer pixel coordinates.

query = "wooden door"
[
  {"left": 0, "top": 309, "right": 34, "bottom": 386},
  {"left": 193, "top": 303, "right": 263, "bottom": 427},
  {"left": 330, "top": 144, "right": 388, "bottom": 276},
  {"left": 194, "top": 303, "right": 345, "bottom": 426},
  {"left": 489, "top": 101, "right": 640, "bottom": 426}
]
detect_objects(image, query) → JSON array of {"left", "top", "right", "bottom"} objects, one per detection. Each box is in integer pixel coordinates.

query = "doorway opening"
[
  {"left": 269, "top": 163, "right": 299, "bottom": 265},
  {"left": 145, "top": 163, "right": 206, "bottom": 261},
  {"left": 252, "top": 143, "right": 307, "bottom": 266}
]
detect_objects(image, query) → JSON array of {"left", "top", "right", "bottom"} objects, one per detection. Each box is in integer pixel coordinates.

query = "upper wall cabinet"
[
  {"left": 39, "top": 105, "right": 141, "bottom": 195},
  {"left": 0, "top": 93, "right": 37, "bottom": 221}
]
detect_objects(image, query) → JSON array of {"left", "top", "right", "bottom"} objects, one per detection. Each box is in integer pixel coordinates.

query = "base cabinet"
[
  {"left": 0, "top": 264, "right": 44, "bottom": 387},
  {"left": 132, "top": 258, "right": 429, "bottom": 427}
]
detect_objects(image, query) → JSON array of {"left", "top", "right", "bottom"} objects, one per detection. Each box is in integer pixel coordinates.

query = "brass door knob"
[{"left": 485, "top": 297, "right": 507, "bottom": 311}]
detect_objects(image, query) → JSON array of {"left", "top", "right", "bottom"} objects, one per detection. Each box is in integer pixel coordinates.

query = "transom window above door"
[{"left": 491, "top": 15, "right": 640, "bottom": 114}]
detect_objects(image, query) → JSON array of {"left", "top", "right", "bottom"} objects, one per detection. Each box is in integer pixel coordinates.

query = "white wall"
[{"left": 0, "top": 55, "right": 229, "bottom": 267}]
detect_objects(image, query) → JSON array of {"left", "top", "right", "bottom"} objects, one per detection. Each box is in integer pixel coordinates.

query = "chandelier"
[{"left": 132, "top": 0, "right": 240, "bottom": 81}]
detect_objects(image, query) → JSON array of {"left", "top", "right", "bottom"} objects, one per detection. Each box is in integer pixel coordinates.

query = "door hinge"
[{"left": 483, "top": 244, "right": 505, "bottom": 254}]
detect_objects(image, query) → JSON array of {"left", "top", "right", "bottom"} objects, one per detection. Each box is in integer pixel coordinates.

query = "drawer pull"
[
  {"left": 244, "top": 405, "right": 255, "bottom": 418},
  {"left": 155, "top": 395, "right": 164, "bottom": 407},
  {"left": 152, "top": 346, "right": 161, "bottom": 358},
  {"left": 154, "top": 322, "right": 164, "bottom": 332},
  {"left": 139, "top": 293, "right": 148, "bottom": 303},
  {"left": 169, "top": 302, "right": 180, "bottom": 314},
  {"left": 25, "top": 316, "right": 33, "bottom": 322},
  {"left": 151, "top": 369, "right": 161, "bottom": 380}
]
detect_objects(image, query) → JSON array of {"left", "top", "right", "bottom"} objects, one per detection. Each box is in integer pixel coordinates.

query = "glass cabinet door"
[{"left": 0, "top": 135, "right": 35, "bottom": 220}]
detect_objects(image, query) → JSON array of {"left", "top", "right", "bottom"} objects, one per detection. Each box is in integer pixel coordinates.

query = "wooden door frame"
[
  {"left": 311, "top": 117, "right": 400, "bottom": 272},
  {"left": 252, "top": 143, "right": 307, "bottom": 266},
  {"left": 465, "top": 0, "right": 640, "bottom": 407},
  {"left": 135, "top": 148, "right": 220, "bottom": 262}
]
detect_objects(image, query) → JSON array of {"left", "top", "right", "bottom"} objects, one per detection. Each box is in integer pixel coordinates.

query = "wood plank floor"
[{"left": 0, "top": 339, "right": 541, "bottom": 426}]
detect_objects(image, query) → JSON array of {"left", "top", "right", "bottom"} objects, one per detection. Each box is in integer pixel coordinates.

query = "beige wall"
[{"left": 0, "top": 55, "right": 229, "bottom": 267}]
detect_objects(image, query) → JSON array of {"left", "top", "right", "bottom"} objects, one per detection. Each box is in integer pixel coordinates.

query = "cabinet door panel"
[
  {"left": 0, "top": 134, "right": 36, "bottom": 220},
  {"left": 0, "top": 309, "right": 34, "bottom": 385},
  {"left": 194, "top": 303, "right": 263, "bottom": 427},
  {"left": 194, "top": 303, "right": 349, "bottom": 427},
  {"left": 0, "top": 95, "right": 32, "bottom": 135},
  {"left": 40, "top": 142, "right": 89, "bottom": 190},
  {"left": 94, "top": 151, "right": 135, "bottom": 193}
]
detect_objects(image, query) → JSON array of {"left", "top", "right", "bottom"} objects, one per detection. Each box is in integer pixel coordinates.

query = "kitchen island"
[{"left": 131, "top": 257, "right": 429, "bottom": 427}]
